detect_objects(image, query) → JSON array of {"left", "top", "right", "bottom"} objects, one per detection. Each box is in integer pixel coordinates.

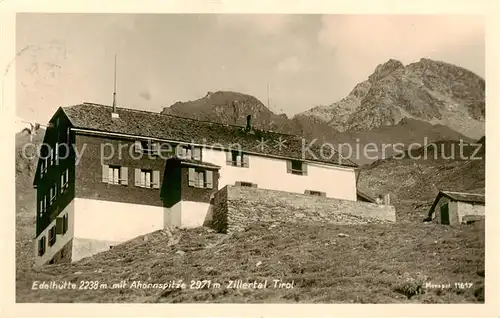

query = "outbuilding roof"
[{"left": 427, "top": 190, "right": 485, "bottom": 217}]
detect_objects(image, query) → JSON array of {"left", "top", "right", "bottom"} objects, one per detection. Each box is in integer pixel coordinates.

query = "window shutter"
[
  {"left": 121, "top": 167, "right": 128, "bottom": 185},
  {"left": 242, "top": 154, "right": 249, "bottom": 167},
  {"left": 188, "top": 168, "right": 196, "bottom": 186},
  {"left": 206, "top": 170, "right": 213, "bottom": 189},
  {"left": 286, "top": 160, "right": 292, "bottom": 173},
  {"left": 102, "top": 164, "right": 109, "bottom": 183},
  {"left": 226, "top": 151, "right": 232, "bottom": 165},
  {"left": 302, "top": 162, "right": 308, "bottom": 176},
  {"left": 134, "top": 168, "right": 141, "bottom": 186},
  {"left": 153, "top": 170, "right": 160, "bottom": 189},
  {"left": 193, "top": 147, "right": 201, "bottom": 161},
  {"left": 56, "top": 217, "right": 63, "bottom": 234},
  {"left": 134, "top": 141, "right": 142, "bottom": 153},
  {"left": 55, "top": 146, "right": 59, "bottom": 165}
]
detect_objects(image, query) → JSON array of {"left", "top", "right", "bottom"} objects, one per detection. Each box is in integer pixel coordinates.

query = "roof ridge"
[{"left": 76, "top": 102, "right": 302, "bottom": 138}]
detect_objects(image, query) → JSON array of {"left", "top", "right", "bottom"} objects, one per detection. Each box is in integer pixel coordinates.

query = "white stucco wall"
[
  {"left": 34, "top": 201, "right": 75, "bottom": 267},
  {"left": 164, "top": 201, "right": 182, "bottom": 228},
  {"left": 457, "top": 202, "right": 485, "bottom": 223},
  {"left": 180, "top": 201, "right": 211, "bottom": 228},
  {"left": 202, "top": 148, "right": 357, "bottom": 201},
  {"left": 73, "top": 198, "right": 164, "bottom": 242}
]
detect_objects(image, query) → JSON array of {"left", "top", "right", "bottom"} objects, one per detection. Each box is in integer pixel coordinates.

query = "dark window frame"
[
  {"left": 291, "top": 160, "right": 303, "bottom": 175},
  {"left": 108, "top": 165, "right": 122, "bottom": 185},
  {"left": 48, "top": 225, "right": 57, "bottom": 247},
  {"left": 138, "top": 169, "right": 154, "bottom": 189}
]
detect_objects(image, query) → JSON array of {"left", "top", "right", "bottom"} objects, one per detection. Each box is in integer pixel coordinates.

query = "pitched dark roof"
[
  {"left": 428, "top": 190, "right": 485, "bottom": 217},
  {"left": 441, "top": 191, "right": 485, "bottom": 204},
  {"left": 61, "top": 103, "right": 358, "bottom": 167}
]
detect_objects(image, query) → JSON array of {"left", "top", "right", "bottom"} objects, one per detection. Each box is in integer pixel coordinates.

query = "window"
[
  {"left": 102, "top": 165, "right": 128, "bottom": 185},
  {"left": 141, "top": 141, "right": 152, "bottom": 153},
  {"left": 40, "top": 160, "right": 45, "bottom": 178},
  {"left": 48, "top": 226, "right": 57, "bottom": 247},
  {"left": 56, "top": 214, "right": 68, "bottom": 235},
  {"left": 61, "top": 169, "right": 69, "bottom": 193},
  {"left": 226, "top": 151, "right": 249, "bottom": 167},
  {"left": 134, "top": 169, "right": 160, "bottom": 188},
  {"left": 235, "top": 181, "right": 257, "bottom": 188},
  {"left": 109, "top": 166, "right": 120, "bottom": 185},
  {"left": 43, "top": 196, "right": 47, "bottom": 213},
  {"left": 50, "top": 147, "right": 54, "bottom": 166},
  {"left": 196, "top": 171, "right": 204, "bottom": 188},
  {"left": 177, "top": 145, "right": 202, "bottom": 161},
  {"left": 140, "top": 169, "right": 152, "bottom": 188},
  {"left": 62, "top": 214, "right": 68, "bottom": 234},
  {"left": 188, "top": 168, "right": 213, "bottom": 189},
  {"left": 49, "top": 184, "right": 57, "bottom": 204},
  {"left": 287, "top": 160, "right": 308, "bottom": 176},
  {"left": 305, "top": 190, "right": 326, "bottom": 197},
  {"left": 38, "top": 196, "right": 47, "bottom": 217},
  {"left": 141, "top": 140, "right": 155, "bottom": 154},
  {"left": 38, "top": 236, "right": 46, "bottom": 256},
  {"left": 135, "top": 140, "right": 160, "bottom": 155}
]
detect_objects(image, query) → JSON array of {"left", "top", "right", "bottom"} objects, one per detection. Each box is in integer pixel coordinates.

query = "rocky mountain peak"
[
  {"left": 368, "top": 58, "right": 404, "bottom": 82},
  {"left": 297, "top": 57, "right": 485, "bottom": 139}
]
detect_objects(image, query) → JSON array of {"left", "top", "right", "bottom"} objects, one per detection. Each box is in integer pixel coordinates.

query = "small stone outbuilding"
[{"left": 426, "top": 190, "right": 485, "bottom": 225}]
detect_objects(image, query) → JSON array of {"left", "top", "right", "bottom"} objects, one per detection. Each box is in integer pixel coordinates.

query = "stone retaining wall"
[{"left": 211, "top": 185, "right": 396, "bottom": 233}]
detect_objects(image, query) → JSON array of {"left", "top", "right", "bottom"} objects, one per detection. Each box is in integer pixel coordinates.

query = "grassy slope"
[
  {"left": 15, "top": 132, "right": 485, "bottom": 303},
  {"left": 16, "top": 130, "right": 45, "bottom": 270},
  {"left": 16, "top": 221, "right": 484, "bottom": 303}
]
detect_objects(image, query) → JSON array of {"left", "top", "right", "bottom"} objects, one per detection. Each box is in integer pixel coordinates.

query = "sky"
[{"left": 15, "top": 13, "right": 485, "bottom": 126}]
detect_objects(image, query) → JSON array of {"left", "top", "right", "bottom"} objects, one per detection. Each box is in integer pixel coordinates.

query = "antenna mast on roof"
[{"left": 112, "top": 54, "right": 117, "bottom": 112}]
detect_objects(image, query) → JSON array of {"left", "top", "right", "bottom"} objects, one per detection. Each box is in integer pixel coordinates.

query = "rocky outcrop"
[
  {"left": 161, "top": 91, "right": 292, "bottom": 133},
  {"left": 298, "top": 58, "right": 485, "bottom": 139}
]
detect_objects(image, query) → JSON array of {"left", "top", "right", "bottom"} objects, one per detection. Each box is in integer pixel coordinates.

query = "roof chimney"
[
  {"left": 111, "top": 54, "right": 119, "bottom": 119},
  {"left": 245, "top": 114, "right": 252, "bottom": 131}
]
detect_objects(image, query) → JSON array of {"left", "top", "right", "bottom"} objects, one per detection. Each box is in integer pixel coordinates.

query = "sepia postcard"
[{"left": 1, "top": 0, "right": 499, "bottom": 317}]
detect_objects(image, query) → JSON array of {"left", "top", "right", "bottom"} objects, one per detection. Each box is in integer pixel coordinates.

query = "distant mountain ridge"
[
  {"left": 162, "top": 91, "right": 292, "bottom": 133},
  {"left": 299, "top": 58, "right": 485, "bottom": 139},
  {"left": 160, "top": 58, "right": 481, "bottom": 164}
]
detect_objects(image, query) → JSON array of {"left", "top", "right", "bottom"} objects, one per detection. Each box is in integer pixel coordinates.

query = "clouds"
[
  {"left": 317, "top": 15, "right": 485, "bottom": 82},
  {"left": 139, "top": 89, "right": 152, "bottom": 101},
  {"left": 15, "top": 13, "right": 485, "bottom": 123},
  {"left": 215, "top": 14, "right": 295, "bottom": 35},
  {"left": 276, "top": 56, "right": 301, "bottom": 73}
]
